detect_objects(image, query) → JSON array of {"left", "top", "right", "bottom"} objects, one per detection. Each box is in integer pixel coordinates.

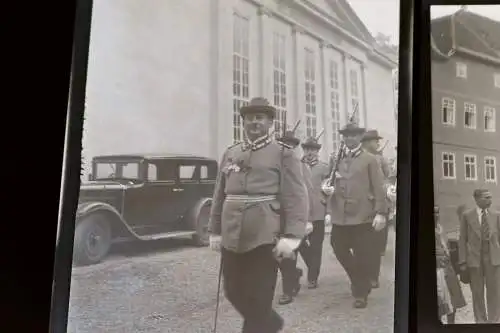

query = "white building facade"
[{"left": 82, "top": 0, "right": 398, "bottom": 177}]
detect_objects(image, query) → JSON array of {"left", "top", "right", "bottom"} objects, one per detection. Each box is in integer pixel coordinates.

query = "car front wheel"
[
  {"left": 192, "top": 203, "right": 211, "bottom": 247},
  {"left": 73, "top": 213, "right": 112, "bottom": 266}
]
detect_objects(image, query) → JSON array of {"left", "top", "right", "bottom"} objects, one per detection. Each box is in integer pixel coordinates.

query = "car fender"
[
  {"left": 188, "top": 197, "right": 212, "bottom": 224},
  {"left": 75, "top": 201, "right": 141, "bottom": 240}
]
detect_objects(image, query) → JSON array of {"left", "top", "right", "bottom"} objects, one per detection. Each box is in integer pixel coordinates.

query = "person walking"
[
  {"left": 458, "top": 189, "right": 500, "bottom": 323},
  {"left": 300, "top": 136, "right": 331, "bottom": 289},
  {"left": 275, "top": 129, "right": 314, "bottom": 305},
  {"left": 208, "top": 97, "right": 308, "bottom": 333},
  {"left": 434, "top": 206, "right": 467, "bottom": 324},
  {"left": 324, "top": 122, "right": 388, "bottom": 309}
]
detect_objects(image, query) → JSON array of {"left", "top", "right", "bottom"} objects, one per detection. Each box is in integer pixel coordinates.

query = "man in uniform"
[
  {"left": 208, "top": 97, "right": 308, "bottom": 333},
  {"left": 275, "top": 130, "right": 314, "bottom": 305},
  {"left": 458, "top": 189, "right": 500, "bottom": 323},
  {"left": 300, "top": 137, "right": 331, "bottom": 289},
  {"left": 324, "top": 122, "right": 388, "bottom": 309},
  {"left": 361, "top": 129, "right": 392, "bottom": 288}
]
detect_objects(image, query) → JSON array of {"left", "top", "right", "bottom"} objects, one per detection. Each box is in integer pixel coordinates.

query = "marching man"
[
  {"left": 208, "top": 97, "right": 308, "bottom": 333},
  {"left": 360, "top": 129, "right": 392, "bottom": 288},
  {"left": 275, "top": 128, "right": 314, "bottom": 305},
  {"left": 300, "top": 136, "right": 331, "bottom": 289},
  {"left": 323, "top": 122, "right": 388, "bottom": 309}
]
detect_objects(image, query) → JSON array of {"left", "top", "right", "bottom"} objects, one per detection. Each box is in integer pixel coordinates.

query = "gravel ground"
[
  {"left": 67, "top": 229, "right": 396, "bottom": 333},
  {"left": 449, "top": 281, "right": 475, "bottom": 324}
]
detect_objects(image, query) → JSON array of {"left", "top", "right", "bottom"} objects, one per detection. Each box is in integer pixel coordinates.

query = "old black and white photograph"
[
  {"left": 67, "top": 0, "right": 399, "bottom": 332},
  {"left": 430, "top": 5, "right": 500, "bottom": 325}
]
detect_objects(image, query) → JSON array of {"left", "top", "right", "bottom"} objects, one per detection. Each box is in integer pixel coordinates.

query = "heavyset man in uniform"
[{"left": 208, "top": 97, "right": 395, "bottom": 332}]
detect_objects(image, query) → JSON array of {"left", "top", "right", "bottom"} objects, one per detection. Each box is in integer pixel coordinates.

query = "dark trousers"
[
  {"left": 279, "top": 220, "right": 326, "bottom": 294},
  {"left": 330, "top": 223, "right": 375, "bottom": 299},
  {"left": 278, "top": 256, "right": 301, "bottom": 295},
  {"left": 370, "top": 224, "right": 389, "bottom": 282},
  {"left": 221, "top": 244, "right": 284, "bottom": 333},
  {"left": 300, "top": 220, "right": 326, "bottom": 282}
]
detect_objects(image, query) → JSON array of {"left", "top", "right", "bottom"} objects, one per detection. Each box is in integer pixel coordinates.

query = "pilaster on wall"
[
  {"left": 341, "top": 53, "right": 349, "bottom": 126},
  {"left": 258, "top": 6, "right": 273, "bottom": 100},
  {"left": 292, "top": 24, "right": 306, "bottom": 138},
  {"left": 217, "top": 0, "right": 236, "bottom": 158},
  {"left": 319, "top": 40, "right": 329, "bottom": 160},
  {"left": 360, "top": 63, "right": 368, "bottom": 128}
]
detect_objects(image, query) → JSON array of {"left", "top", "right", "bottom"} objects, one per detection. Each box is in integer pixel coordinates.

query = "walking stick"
[{"left": 212, "top": 255, "right": 223, "bottom": 333}]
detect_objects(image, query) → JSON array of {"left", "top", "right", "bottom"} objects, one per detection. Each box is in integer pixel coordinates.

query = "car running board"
[{"left": 113, "top": 230, "right": 197, "bottom": 243}]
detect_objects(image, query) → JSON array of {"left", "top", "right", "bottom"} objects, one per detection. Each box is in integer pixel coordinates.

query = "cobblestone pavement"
[{"left": 68, "top": 229, "right": 396, "bottom": 333}]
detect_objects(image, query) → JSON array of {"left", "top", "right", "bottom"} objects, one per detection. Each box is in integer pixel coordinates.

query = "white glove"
[
  {"left": 372, "top": 214, "right": 387, "bottom": 231},
  {"left": 306, "top": 222, "right": 313, "bottom": 234},
  {"left": 273, "top": 238, "right": 297, "bottom": 261},
  {"left": 209, "top": 235, "right": 222, "bottom": 252},
  {"left": 325, "top": 214, "right": 332, "bottom": 225}
]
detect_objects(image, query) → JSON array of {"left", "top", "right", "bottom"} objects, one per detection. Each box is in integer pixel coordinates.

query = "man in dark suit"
[
  {"left": 208, "top": 97, "right": 308, "bottom": 333},
  {"left": 458, "top": 189, "right": 500, "bottom": 323},
  {"left": 275, "top": 129, "right": 314, "bottom": 305},
  {"left": 324, "top": 123, "right": 388, "bottom": 309},
  {"left": 300, "top": 137, "right": 331, "bottom": 289},
  {"left": 361, "top": 129, "right": 392, "bottom": 288}
]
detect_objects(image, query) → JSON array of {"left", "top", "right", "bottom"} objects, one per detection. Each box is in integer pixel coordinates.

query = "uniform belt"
[{"left": 225, "top": 194, "right": 277, "bottom": 203}]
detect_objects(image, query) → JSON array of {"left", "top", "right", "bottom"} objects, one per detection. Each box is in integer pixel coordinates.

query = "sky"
[{"left": 346, "top": 1, "right": 500, "bottom": 46}]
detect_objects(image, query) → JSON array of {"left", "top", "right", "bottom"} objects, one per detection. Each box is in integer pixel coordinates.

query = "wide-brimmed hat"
[
  {"left": 473, "top": 188, "right": 492, "bottom": 199},
  {"left": 301, "top": 137, "right": 322, "bottom": 150},
  {"left": 240, "top": 97, "right": 276, "bottom": 119},
  {"left": 361, "top": 129, "right": 383, "bottom": 142},
  {"left": 338, "top": 122, "right": 366, "bottom": 136},
  {"left": 278, "top": 130, "right": 300, "bottom": 147}
]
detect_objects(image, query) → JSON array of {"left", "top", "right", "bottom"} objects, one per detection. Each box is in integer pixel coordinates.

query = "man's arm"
[
  {"left": 368, "top": 156, "right": 388, "bottom": 215},
  {"left": 457, "top": 212, "right": 468, "bottom": 266},
  {"left": 302, "top": 163, "right": 314, "bottom": 221},
  {"left": 281, "top": 149, "right": 308, "bottom": 241},
  {"left": 208, "top": 151, "right": 228, "bottom": 235}
]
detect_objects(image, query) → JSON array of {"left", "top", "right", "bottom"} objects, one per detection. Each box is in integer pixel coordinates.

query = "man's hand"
[
  {"left": 459, "top": 262, "right": 467, "bottom": 272},
  {"left": 323, "top": 185, "right": 335, "bottom": 196},
  {"left": 306, "top": 222, "right": 314, "bottom": 234},
  {"left": 372, "top": 214, "right": 387, "bottom": 231},
  {"left": 209, "top": 234, "right": 222, "bottom": 252},
  {"left": 325, "top": 214, "right": 332, "bottom": 225},
  {"left": 273, "top": 238, "right": 297, "bottom": 261}
]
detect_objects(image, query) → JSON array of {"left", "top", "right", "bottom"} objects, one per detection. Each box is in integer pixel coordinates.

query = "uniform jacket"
[
  {"left": 306, "top": 160, "right": 330, "bottom": 222},
  {"left": 373, "top": 152, "right": 393, "bottom": 213},
  {"left": 300, "top": 161, "right": 314, "bottom": 222},
  {"left": 208, "top": 138, "right": 308, "bottom": 253},
  {"left": 458, "top": 207, "right": 500, "bottom": 267},
  {"left": 325, "top": 148, "right": 388, "bottom": 226}
]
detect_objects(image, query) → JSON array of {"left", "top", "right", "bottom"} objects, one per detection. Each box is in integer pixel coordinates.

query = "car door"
[
  {"left": 124, "top": 160, "right": 181, "bottom": 235},
  {"left": 175, "top": 162, "right": 201, "bottom": 231}
]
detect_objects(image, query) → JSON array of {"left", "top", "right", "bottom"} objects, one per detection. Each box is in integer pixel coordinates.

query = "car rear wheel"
[
  {"left": 192, "top": 203, "right": 211, "bottom": 247},
  {"left": 73, "top": 213, "right": 112, "bottom": 266}
]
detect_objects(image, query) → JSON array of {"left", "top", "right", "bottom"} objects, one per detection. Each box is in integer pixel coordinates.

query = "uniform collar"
[
  {"left": 301, "top": 155, "right": 319, "bottom": 166},
  {"left": 344, "top": 144, "right": 362, "bottom": 158},
  {"left": 242, "top": 134, "right": 272, "bottom": 151}
]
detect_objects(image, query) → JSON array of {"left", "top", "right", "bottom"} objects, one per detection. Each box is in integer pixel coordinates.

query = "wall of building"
[
  {"left": 431, "top": 55, "right": 500, "bottom": 233},
  {"left": 433, "top": 143, "right": 500, "bottom": 233},
  {"left": 82, "top": 0, "right": 397, "bottom": 177},
  {"left": 365, "top": 59, "right": 398, "bottom": 159},
  {"left": 82, "top": 0, "right": 213, "bottom": 176}
]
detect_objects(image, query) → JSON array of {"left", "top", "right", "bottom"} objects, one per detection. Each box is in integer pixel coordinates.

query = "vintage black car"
[{"left": 74, "top": 153, "right": 217, "bottom": 266}]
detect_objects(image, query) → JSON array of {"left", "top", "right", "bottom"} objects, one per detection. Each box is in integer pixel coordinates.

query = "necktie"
[{"left": 481, "top": 209, "right": 490, "bottom": 241}]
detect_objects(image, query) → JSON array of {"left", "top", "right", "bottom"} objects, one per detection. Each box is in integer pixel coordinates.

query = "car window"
[
  {"left": 179, "top": 165, "right": 196, "bottom": 180},
  {"left": 95, "top": 163, "right": 116, "bottom": 179},
  {"left": 121, "top": 163, "right": 139, "bottom": 178},
  {"left": 147, "top": 164, "right": 158, "bottom": 181},
  {"left": 200, "top": 165, "right": 208, "bottom": 179}
]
